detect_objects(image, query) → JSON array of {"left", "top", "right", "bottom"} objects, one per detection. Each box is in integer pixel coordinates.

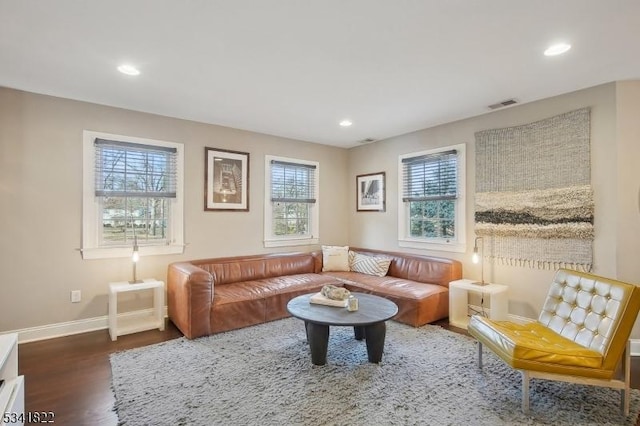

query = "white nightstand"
[
  {"left": 449, "top": 279, "right": 509, "bottom": 330},
  {"left": 108, "top": 279, "right": 165, "bottom": 341}
]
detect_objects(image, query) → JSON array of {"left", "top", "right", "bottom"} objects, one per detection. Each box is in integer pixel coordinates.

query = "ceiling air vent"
[
  {"left": 488, "top": 99, "right": 518, "bottom": 110},
  {"left": 357, "top": 138, "right": 377, "bottom": 144}
]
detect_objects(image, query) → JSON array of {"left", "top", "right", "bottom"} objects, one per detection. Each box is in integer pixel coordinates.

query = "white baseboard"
[
  {"left": 468, "top": 304, "right": 640, "bottom": 356},
  {"left": 0, "top": 307, "right": 168, "bottom": 344}
]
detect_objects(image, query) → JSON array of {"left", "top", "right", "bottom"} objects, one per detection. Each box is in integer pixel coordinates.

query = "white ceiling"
[{"left": 1, "top": 1, "right": 639, "bottom": 148}]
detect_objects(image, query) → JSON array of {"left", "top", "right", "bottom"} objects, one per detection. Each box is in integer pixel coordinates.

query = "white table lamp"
[
  {"left": 472, "top": 236, "right": 487, "bottom": 286},
  {"left": 130, "top": 236, "right": 142, "bottom": 284}
]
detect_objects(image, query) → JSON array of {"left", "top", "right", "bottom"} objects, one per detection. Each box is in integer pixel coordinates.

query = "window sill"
[
  {"left": 81, "top": 244, "right": 184, "bottom": 260},
  {"left": 264, "top": 237, "right": 319, "bottom": 248},
  {"left": 398, "top": 238, "right": 465, "bottom": 253}
]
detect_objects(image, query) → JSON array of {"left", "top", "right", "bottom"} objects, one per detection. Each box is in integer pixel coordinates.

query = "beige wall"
[
  {"left": 0, "top": 88, "right": 349, "bottom": 331},
  {"left": 615, "top": 81, "right": 640, "bottom": 338},
  {"left": 348, "top": 82, "right": 640, "bottom": 338}
]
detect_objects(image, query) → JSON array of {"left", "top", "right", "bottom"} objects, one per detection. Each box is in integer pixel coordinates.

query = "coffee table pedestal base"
[{"left": 305, "top": 321, "right": 387, "bottom": 366}]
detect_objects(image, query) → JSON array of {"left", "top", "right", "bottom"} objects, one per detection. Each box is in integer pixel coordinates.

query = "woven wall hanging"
[{"left": 474, "top": 108, "right": 593, "bottom": 271}]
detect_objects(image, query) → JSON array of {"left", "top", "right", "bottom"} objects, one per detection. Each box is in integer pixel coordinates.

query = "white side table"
[
  {"left": 449, "top": 279, "right": 509, "bottom": 329},
  {"left": 108, "top": 279, "right": 165, "bottom": 341}
]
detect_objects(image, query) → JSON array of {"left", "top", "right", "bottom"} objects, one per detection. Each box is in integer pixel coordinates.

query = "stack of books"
[{"left": 309, "top": 292, "right": 348, "bottom": 307}]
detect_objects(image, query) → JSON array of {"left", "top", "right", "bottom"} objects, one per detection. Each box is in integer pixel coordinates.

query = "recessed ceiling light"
[
  {"left": 339, "top": 120, "right": 353, "bottom": 127},
  {"left": 544, "top": 43, "right": 571, "bottom": 56},
  {"left": 117, "top": 64, "right": 141, "bottom": 76}
]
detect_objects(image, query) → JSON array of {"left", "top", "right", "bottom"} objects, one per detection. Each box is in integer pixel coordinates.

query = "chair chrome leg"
[
  {"left": 521, "top": 371, "right": 530, "bottom": 414},
  {"left": 478, "top": 342, "right": 483, "bottom": 369},
  {"left": 622, "top": 341, "right": 630, "bottom": 416}
]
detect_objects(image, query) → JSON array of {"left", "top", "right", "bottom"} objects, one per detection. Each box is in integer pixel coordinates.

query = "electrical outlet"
[{"left": 71, "top": 290, "right": 81, "bottom": 303}]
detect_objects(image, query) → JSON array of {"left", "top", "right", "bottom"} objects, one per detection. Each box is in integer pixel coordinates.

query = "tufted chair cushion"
[{"left": 538, "top": 269, "right": 624, "bottom": 354}]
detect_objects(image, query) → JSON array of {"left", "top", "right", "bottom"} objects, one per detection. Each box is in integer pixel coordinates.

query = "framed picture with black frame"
[
  {"left": 205, "top": 147, "right": 249, "bottom": 211},
  {"left": 356, "top": 172, "right": 385, "bottom": 212}
]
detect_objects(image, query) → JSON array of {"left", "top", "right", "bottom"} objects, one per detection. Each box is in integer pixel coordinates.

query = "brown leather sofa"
[{"left": 167, "top": 248, "right": 462, "bottom": 339}]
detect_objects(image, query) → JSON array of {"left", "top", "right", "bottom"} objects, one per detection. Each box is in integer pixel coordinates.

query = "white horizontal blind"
[
  {"left": 270, "top": 160, "right": 316, "bottom": 203},
  {"left": 402, "top": 149, "right": 458, "bottom": 202},
  {"left": 95, "top": 138, "right": 177, "bottom": 198}
]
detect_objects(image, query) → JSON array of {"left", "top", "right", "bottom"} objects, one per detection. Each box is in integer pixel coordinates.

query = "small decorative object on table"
[
  {"left": 321, "top": 285, "right": 350, "bottom": 301},
  {"left": 309, "top": 285, "right": 351, "bottom": 307},
  {"left": 347, "top": 295, "right": 358, "bottom": 312}
]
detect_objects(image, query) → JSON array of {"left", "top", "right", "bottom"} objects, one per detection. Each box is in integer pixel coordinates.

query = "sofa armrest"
[{"left": 167, "top": 262, "right": 213, "bottom": 339}]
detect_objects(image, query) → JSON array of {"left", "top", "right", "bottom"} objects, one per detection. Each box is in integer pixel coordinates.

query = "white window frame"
[
  {"left": 398, "top": 143, "right": 466, "bottom": 253},
  {"left": 82, "top": 130, "right": 184, "bottom": 259},
  {"left": 264, "top": 155, "right": 319, "bottom": 248}
]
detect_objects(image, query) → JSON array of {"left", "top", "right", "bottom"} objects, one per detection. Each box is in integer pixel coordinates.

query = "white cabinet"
[
  {"left": 0, "top": 334, "right": 24, "bottom": 426},
  {"left": 449, "top": 279, "right": 509, "bottom": 330}
]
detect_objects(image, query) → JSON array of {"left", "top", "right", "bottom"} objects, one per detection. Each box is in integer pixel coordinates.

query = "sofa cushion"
[
  {"left": 321, "top": 271, "right": 449, "bottom": 327},
  {"left": 210, "top": 274, "right": 341, "bottom": 333},
  {"left": 214, "top": 273, "right": 339, "bottom": 303},
  {"left": 321, "top": 245, "right": 350, "bottom": 271},
  {"left": 349, "top": 251, "right": 391, "bottom": 277},
  {"left": 321, "top": 271, "right": 447, "bottom": 300}
]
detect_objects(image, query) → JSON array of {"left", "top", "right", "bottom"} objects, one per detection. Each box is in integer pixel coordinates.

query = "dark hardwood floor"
[
  {"left": 18, "top": 321, "right": 182, "bottom": 426},
  {"left": 17, "top": 319, "right": 640, "bottom": 425}
]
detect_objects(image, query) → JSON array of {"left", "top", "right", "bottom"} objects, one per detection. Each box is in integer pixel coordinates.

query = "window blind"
[
  {"left": 401, "top": 150, "right": 458, "bottom": 202},
  {"left": 94, "top": 138, "right": 177, "bottom": 198},
  {"left": 270, "top": 160, "right": 316, "bottom": 203}
]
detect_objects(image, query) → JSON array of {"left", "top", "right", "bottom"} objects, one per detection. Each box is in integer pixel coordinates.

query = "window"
[
  {"left": 264, "top": 155, "right": 319, "bottom": 247},
  {"left": 398, "top": 144, "right": 466, "bottom": 252},
  {"left": 82, "top": 131, "right": 184, "bottom": 259}
]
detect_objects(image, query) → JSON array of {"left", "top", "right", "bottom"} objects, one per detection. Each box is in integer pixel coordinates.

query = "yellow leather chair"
[{"left": 468, "top": 269, "right": 640, "bottom": 416}]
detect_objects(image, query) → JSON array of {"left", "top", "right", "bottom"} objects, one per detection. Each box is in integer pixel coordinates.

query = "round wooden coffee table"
[{"left": 287, "top": 292, "right": 398, "bottom": 365}]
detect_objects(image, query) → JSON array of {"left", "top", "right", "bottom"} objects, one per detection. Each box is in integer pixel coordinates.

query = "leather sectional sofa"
[{"left": 167, "top": 247, "right": 462, "bottom": 339}]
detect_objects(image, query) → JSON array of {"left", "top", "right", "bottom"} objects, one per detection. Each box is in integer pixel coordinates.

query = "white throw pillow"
[
  {"left": 349, "top": 251, "right": 392, "bottom": 277},
  {"left": 321, "top": 245, "right": 350, "bottom": 272}
]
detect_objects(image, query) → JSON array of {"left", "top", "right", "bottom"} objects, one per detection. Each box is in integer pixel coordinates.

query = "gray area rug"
[{"left": 110, "top": 318, "right": 640, "bottom": 425}]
